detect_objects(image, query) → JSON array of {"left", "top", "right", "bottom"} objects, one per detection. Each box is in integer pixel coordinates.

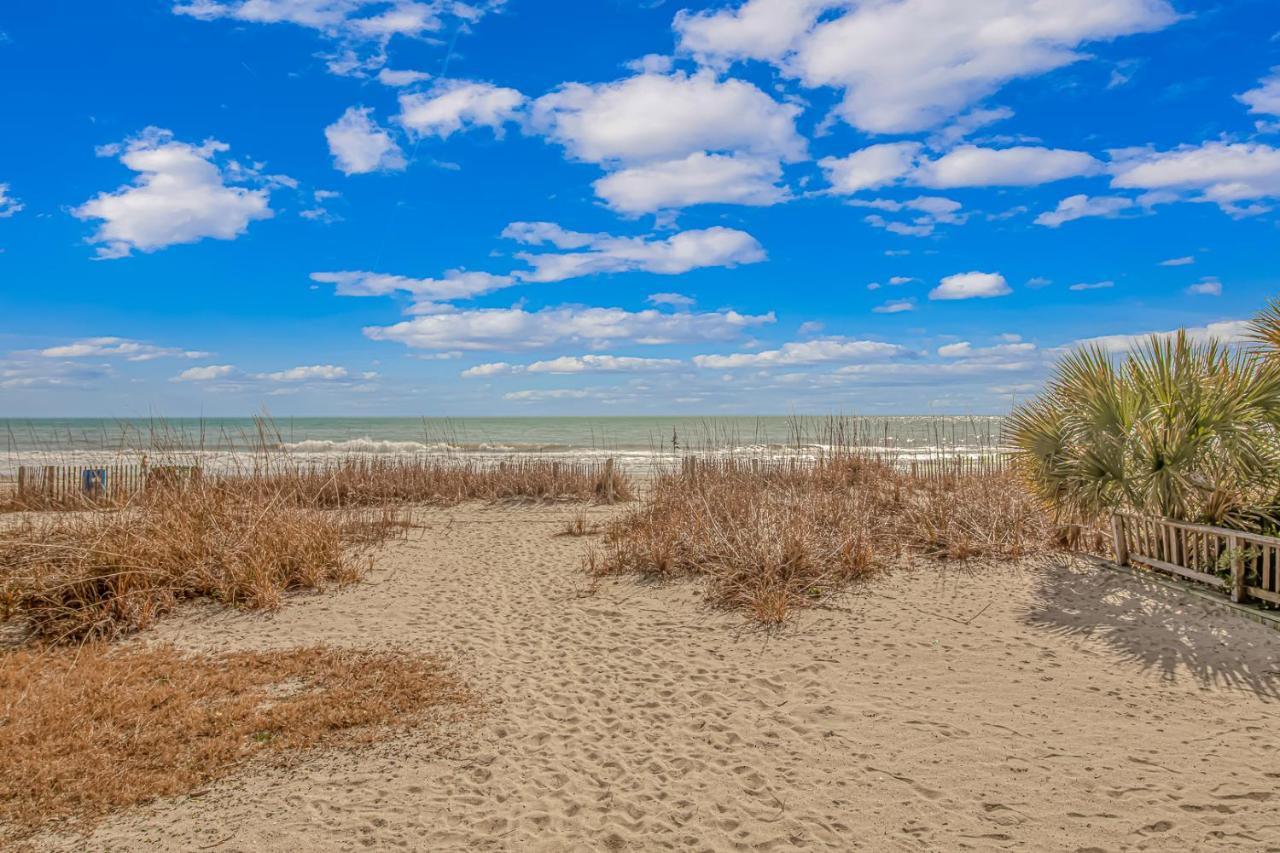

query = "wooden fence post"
[
  {"left": 1228, "top": 534, "right": 1245, "bottom": 603},
  {"left": 603, "top": 457, "right": 616, "bottom": 504},
  {"left": 16, "top": 466, "right": 25, "bottom": 499},
  {"left": 1111, "top": 515, "right": 1129, "bottom": 566}
]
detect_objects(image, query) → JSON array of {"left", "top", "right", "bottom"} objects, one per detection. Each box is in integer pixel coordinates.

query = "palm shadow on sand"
[{"left": 1022, "top": 555, "right": 1280, "bottom": 700}]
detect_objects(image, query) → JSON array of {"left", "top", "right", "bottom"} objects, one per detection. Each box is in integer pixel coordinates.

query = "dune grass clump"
[
  {"left": 252, "top": 456, "right": 633, "bottom": 508},
  {"left": 0, "top": 643, "right": 474, "bottom": 841},
  {"left": 590, "top": 455, "right": 1049, "bottom": 624},
  {"left": 0, "top": 481, "right": 405, "bottom": 643}
]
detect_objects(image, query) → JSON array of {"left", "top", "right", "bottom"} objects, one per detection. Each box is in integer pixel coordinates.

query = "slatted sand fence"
[
  {"left": 1110, "top": 513, "right": 1280, "bottom": 607},
  {"left": 9, "top": 460, "right": 199, "bottom": 509},
  {"left": 906, "top": 453, "right": 1013, "bottom": 480}
]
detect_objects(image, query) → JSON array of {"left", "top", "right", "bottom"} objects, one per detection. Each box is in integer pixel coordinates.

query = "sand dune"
[{"left": 32, "top": 503, "right": 1280, "bottom": 851}]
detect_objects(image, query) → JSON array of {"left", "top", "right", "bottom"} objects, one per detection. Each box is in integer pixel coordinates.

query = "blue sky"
[{"left": 2, "top": 0, "right": 1279, "bottom": 416}]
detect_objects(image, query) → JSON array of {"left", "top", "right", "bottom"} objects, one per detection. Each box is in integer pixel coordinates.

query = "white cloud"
[
  {"left": 398, "top": 80, "right": 525, "bottom": 138},
  {"left": 850, "top": 194, "right": 965, "bottom": 236},
  {"left": 312, "top": 269, "right": 514, "bottom": 301},
  {"left": 462, "top": 355, "right": 683, "bottom": 377},
  {"left": 1068, "top": 280, "right": 1114, "bottom": 291},
  {"left": 873, "top": 298, "right": 915, "bottom": 314},
  {"left": 593, "top": 152, "right": 788, "bottom": 214},
  {"left": 367, "top": 305, "right": 775, "bottom": 351},
  {"left": 820, "top": 142, "right": 921, "bottom": 193},
  {"left": 377, "top": 68, "right": 431, "bottom": 87},
  {"left": 1186, "top": 277, "right": 1222, "bottom": 296},
  {"left": 0, "top": 183, "right": 23, "bottom": 218},
  {"left": 675, "top": 0, "right": 829, "bottom": 65},
  {"left": 503, "top": 389, "right": 590, "bottom": 401},
  {"left": 255, "top": 364, "right": 350, "bottom": 381},
  {"left": 914, "top": 145, "right": 1101, "bottom": 188},
  {"left": 73, "top": 128, "right": 273, "bottom": 259},
  {"left": 648, "top": 292, "right": 695, "bottom": 307},
  {"left": 688, "top": 0, "right": 1178, "bottom": 133},
  {"left": 1238, "top": 68, "right": 1280, "bottom": 117},
  {"left": 1159, "top": 255, "right": 1194, "bottom": 266},
  {"left": 173, "top": 364, "right": 236, "bottom": 381},
  {"left": 528, "top": 70, "right": 805, "bottom": 165},
  {"left": 1110, "top": 142, "right": 1280, "bottom": 213},
  {"left": 930, "top": 271, "right": 1010, "bottom": 300},
  {"left": 888, "top": 276, "right": 914, "bottom": 285},
  {"left": 40, "top": 336, "right": 210, "bottom": 361},
  {"left": 1035, "top": 193, "right": 1134, "bottom": 227},
  {"left": 823, "top": 144, "right": 1100, "bottom": 197},
  {"left": 325, "top": 107, "right": 406, "bottom": 175},
  {"left": 937, "top": 341, "right": 1035, "bottom": 359},
  {"left": 692, "top": 337, "right": 906, "bottom": 369},
  {"left": 505, "top": 223, "right": 766, "bottom": 283},
  {"left": 1076, "top": 320, "right": 1251, "bottom": 353}
]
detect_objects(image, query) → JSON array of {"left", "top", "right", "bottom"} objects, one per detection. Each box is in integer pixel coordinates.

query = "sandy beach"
[{"left": 24, "top": 501, "right": 1280, "bottom": 852}]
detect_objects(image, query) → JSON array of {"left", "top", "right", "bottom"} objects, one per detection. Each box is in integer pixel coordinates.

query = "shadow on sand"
[{"left": 1022, "top": 554, "right": 1280, "bottom": 700}]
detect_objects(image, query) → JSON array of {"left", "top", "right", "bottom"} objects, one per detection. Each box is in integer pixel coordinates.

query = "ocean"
[{"left": 0, "top": 416, "right": 1007, "bottom": 476}]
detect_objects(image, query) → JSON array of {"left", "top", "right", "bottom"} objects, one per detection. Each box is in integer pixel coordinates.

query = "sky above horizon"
[{"left": 2, "top": 0, "right": 1279, "bottom": 417}]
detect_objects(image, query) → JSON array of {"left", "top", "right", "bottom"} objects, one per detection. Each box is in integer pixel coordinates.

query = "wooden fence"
[
  {"left": 13, "top": 462, "right": 200, "bottom": 506},
  {"left": 906, "top": 454, "right": 1012, "bottom": 480},
  {"left": 1111, "top": 513, "right": 1280, "bottom": 607}
]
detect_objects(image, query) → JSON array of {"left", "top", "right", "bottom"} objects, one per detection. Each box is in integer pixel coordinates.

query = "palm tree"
[{"left": 1009, "top": 324, "right": 1280, "bottom": 530}]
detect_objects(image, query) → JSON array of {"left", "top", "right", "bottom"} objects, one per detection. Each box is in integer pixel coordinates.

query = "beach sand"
[{"left": 29, "top": 503, "right": 1280, "bottom": 851}]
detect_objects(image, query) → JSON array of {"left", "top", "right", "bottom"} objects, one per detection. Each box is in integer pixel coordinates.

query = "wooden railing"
[{"left": 1111, "top": 513, "right": 1280, "bottom": 607}]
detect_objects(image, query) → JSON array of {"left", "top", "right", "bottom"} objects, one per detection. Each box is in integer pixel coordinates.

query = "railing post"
[
  {"left": 1228, "top": 534, "right": 1245, "bottom": 603},
  {"left": 1111, "top": 514, "right": 1129, "bottom": 566}
]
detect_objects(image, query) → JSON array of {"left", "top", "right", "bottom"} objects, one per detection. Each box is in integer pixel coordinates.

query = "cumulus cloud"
[
  {"left": 504, "top": 222, "right": 766, "bottom": 283},
  {"left": 173, "top": 364, "right": 236, "bottom": 381},
  {"left": 325, "top": 107, "right": 406, "bottom": 174},
  {"left": 937, "top": 341, "right": 1035, "bottom": 359},
  {"left": 1110, "top": 142, "right": 1280, "bottom": 214},
  {"left": 40, "top": 336, "right": 211, "bottom": 361},
  {"left": 929, "top": 271, "right": 1011, "bottom": 300},
  {"left": 593, "top": 153, "right": 788, "bottom": 214},
  {"left": 172, "top": 1, "right": 495, "bottom": 76},
  {"left": 397, "top": 80, "right": 526, "bottom": 138},
  {"left": 1075, "top": 320, "right": 1250, "bottom": 353},
  {"left": 365, "top": 305, "right": 775, "bottom": 351},
  {"left": 254, "top": 364, "right": 349, "bottom": 381},
  {"left": 820, "top": 142, "right": 922, "bottom": 193},
  {"left": 503, "top": 389, "right": 590, "bottom": 401},
  {"left": 377, "top": 68, "right": 431, "bottom": 87},
  {"left": 312, "top": 269, "right": 514, "bottom": 301},
  {"left": 1238, "top": 68, "right": 1280, "bottom": 117},
  {"left": 850, "top": 195, "right": 965, "bottom": 236},
  {"left": 0, "top": 183, "right": 23, "bottom": 218},
  {"left": 822, "top": 144, "right": 1100, "bottom": 197},
  {"left": 692, "top": 338, "right": 906, "bottom": 369},
  {"left": 648, "top": 292, "right": 695, "bottom": 308},
  {"left": 462, "top": 355, "right": 682, "bottom": 377},
  {"left": 675, "top": 0, "right": 1177, "bottom": 133},
  {"left": 529, "top": 70, "right": 805, "bottom": 166},
  {"left": 73, "top": 128, "right": 273, "bottom": 259},
  {"left": 1186, "top": 276, "right": 1222, "bottom": 296},
  {"left": 1159, "top": 256, "right": 1195, "bottom": 266},
  {"left": 873, "top": 298, "right": 915, "bottom": 313},
  {"left": 1068, "top": 281, "right": 1114, "bottom": 291},
  {"left": 1035, "top": 194, "right": 1135, "bottom": 227},
  {"left": 914, "top": 146, "right": 1101, "bottom": 188}
]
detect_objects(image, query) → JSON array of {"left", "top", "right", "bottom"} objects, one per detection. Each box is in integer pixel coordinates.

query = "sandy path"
[{"left": 33, "top": 503, "right": 1280, "bottom": 852}]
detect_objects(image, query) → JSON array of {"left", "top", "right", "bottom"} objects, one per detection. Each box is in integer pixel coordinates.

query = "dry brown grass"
[
  {"left": 589, "top": 455, "right": 1050, "bottom": 624},
  {"left": 0, "top": 643, "right": 474, "bottom": 841},
  {"left": 0, "top": 482, "right": 406, "bottom": 643}
]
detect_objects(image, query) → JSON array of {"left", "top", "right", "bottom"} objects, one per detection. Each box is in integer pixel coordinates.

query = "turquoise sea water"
[{"left": 0, "top": 416, "right": 1006, "bottom": 475}]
